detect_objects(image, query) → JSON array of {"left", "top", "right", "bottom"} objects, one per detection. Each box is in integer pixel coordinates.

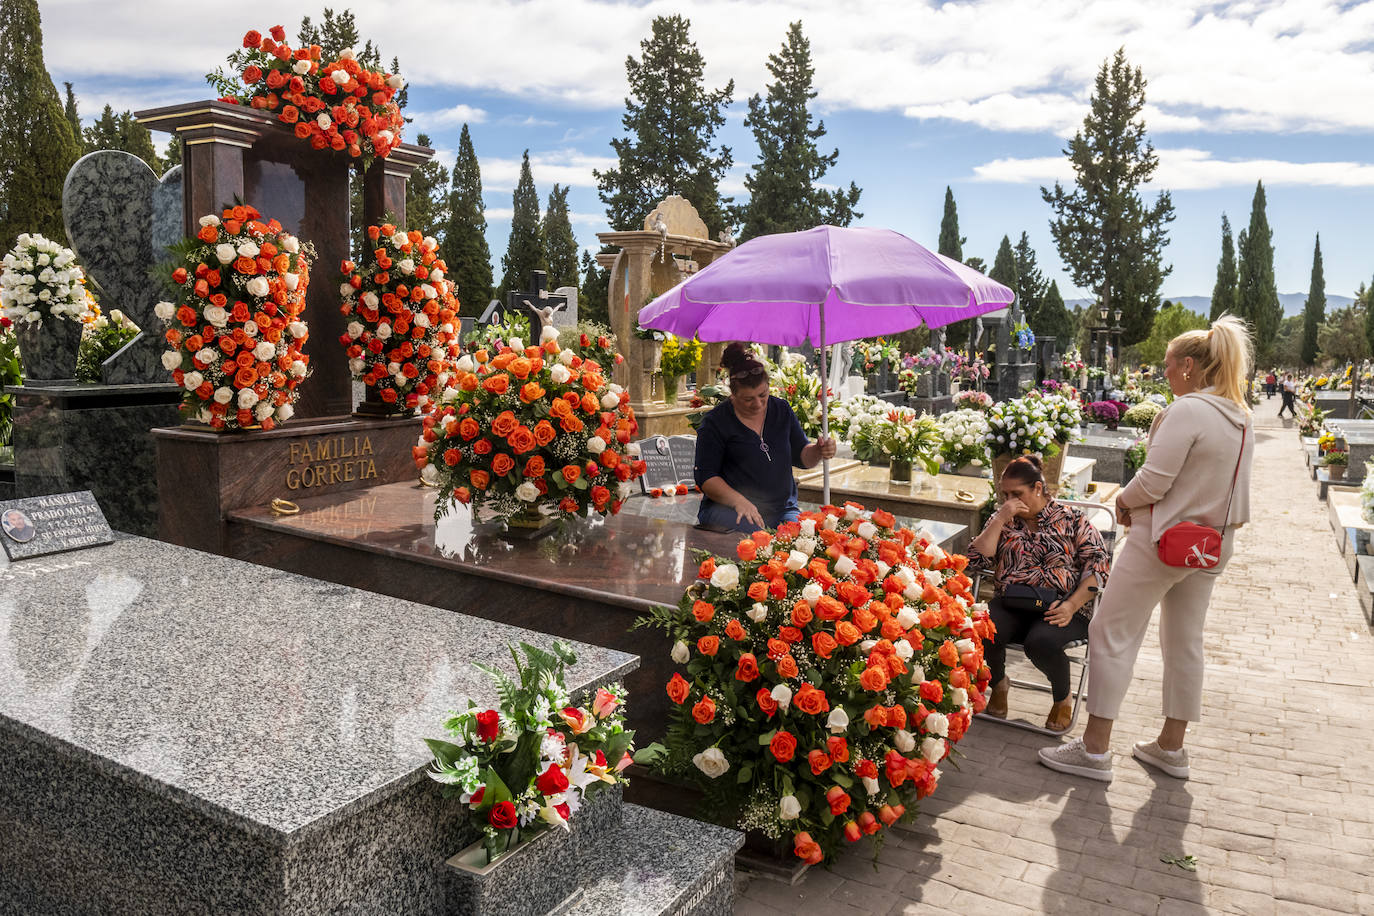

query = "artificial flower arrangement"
[
  {"left": 951, "top": 390, "right": 993, "bottom": 413},
  {"left": 339, "top": 224, "right": 461, "bottom": 415},
  {"left": 950, "top": 351, "right": 990, "bottom": 385},
  {"left": 425, "top": 641, "right": 634, "bottom": 864},
  {"left": 155, "top": 205, "right": 312, "bottom": 430},
  {"left": 636, "top": 502, "right": 994, "bottom": 864},
  {"left": 984, "top": 392, "right": 1082, "bottom": 459},
  {"left": 0, "top": 234, "right": 93, "bottom": 327},
  {"left": 210, "top": 25, "right": 405, "bottom": 164},
  {"left": 1011, "top": 321, "right": 1035, "bottom": 351},
  {"left": 935, "top": 409, "right": 991, "bottom": 470},
  {"left": 901, "top": 347, "right": 957, "bottom": 371},
  {"left": 413, "top": 324, "right": 646, "bottom": 525},
  {"left": 1059, "top": 348, "right": 1086, "bottom": 375},
  {"left": 875, "top": 408, "right": 943, "bottom": 475}
]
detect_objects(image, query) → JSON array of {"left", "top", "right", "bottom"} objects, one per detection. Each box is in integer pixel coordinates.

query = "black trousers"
[
  {"left": 986, "top": 597, "right": 1091, "bottom": 702},
  {"left": 1278, "top": 391, "right": 1297, "bottom": 417}
]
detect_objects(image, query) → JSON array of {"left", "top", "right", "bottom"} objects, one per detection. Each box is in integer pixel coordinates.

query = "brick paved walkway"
[{"left": 736, "top": 413, "right": 1374, "bottom": 915}]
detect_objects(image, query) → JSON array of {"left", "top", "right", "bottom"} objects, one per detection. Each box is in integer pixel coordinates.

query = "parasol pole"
[{"left": 818, "top": 295, "right": 830, "bottom": 506}]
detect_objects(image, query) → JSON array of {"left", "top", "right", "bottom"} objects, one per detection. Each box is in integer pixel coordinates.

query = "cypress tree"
[
  {"left": 0, "top": 0, "right": 83, "bottom": 249},
  {"left": 443, "top": 124, "right": 493, "bottom": 316},
  {"left": 1012, "top": 232, "right": 1046, "bottom": 329},
  {"left": 543, "top": 184, "right": 580, "bottom": 291},
  {"left": 63, "top": 81, "right": 83, "bottom": 152},
  {"left": 1037, "top": 281, "right": 1076, "bottom": 345},
  {"left": 498, "top": 150, "right": 544, "bottom": 299},
  {"left": 595, "top": 15, "right": 734, "bottom": 236},
  {"left": 580, "top": 250, "right": 611, "bottom": 329},
  {"left": 1301, "top": 234, "right": 1325, "bottom": 366},
  {"left": 84, "top": 104, "right": 162, "bottom": 174},
  {"left": 735, "top": 21, "right": 861, "bottom": 240},
  {"left": 1210, "top": 213, "right": 1237, "bottom": 320},
  {"left": 938, "top": 187, "right": 964, "bottom": 261},
  {"left": 1042, "top": 48, "right": 1175, "bottom": 346},
  {"left": 989, "top": 236, "right": 1019, "bottom": 298},
  {"left": 404, "top": 132, "right": 449, "bottom": 243},
  {"left": 1236, "top": 180, "right": 1281, "bottom": 364}
]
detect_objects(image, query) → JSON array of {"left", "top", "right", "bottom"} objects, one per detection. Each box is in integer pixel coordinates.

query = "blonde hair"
[{"left": 1168, "top": 313, "right": 1253, "bottom": 410}]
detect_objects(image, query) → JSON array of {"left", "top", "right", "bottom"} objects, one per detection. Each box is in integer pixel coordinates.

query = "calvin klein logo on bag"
[{"left": 1184, "top": 540, "right": 1219, "bottom": 568}]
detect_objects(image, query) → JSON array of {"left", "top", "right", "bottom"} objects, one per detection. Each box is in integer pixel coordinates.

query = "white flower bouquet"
[
  {"left": 936, "top": 408, "right": 991, "bottom": 469},
  {"left": 985, "top": 393, "right": 1082, "bottom": 458},
  {"left": 0, "top": 234, "right": 93, "bottom": 326}
]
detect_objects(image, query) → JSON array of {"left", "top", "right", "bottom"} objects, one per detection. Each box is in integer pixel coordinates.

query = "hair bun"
[{"left": 721, "top": 342, "right": 766, "bottom": 378}]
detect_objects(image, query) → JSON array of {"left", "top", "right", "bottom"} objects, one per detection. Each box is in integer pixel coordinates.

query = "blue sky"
[{"left": 40, "top": 0, "right": 1374, "bottom": 308}]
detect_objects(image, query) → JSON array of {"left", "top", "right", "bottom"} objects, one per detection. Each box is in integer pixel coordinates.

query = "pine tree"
[
  {"left": 595, "top": 15, "right": 734, "bottom": 236},
  {"left": 543, "top": 184, "right": 580, "bottom": 291},
  {"left": 1037, "top": 281, "right": 1076, "bottom": 345},
  {"left": 1301, "top": 234, "right": 1325, "bottom": 366},
  {"left": 1041, "top": 48, "right": 1175, "bottom": 346},
  {"left": 581, "top": 250, "right": 611, "bottom": 329},
  {"left": 734, "top": 22, "right": 861, "bottom": 240},
  {"left": 0, "top": 0, "right": 84, "bottom": 249},
  {"left": 83, "top": 104, "right": 162, "bottom": 173},
  {"left": 1012, "top": 232, "right": 1046, "bottom": 329},
  {"left": 62, "top": 81, "right": 83, "bottom": 152},
  {"left": 499, "top": 150, "right": 544, "bottom": 299},
  {"left": 163, "top": 136, "right": 182, "bottom": 170},
  {"left": 1235, "top": 180, "right": 1281, "bottom": 364},
  {"left": 938, "top": 187, "right": 964, "bottom": 261},
  {"left": 989, "top": 236, "right": 1019, "bottom": 302},
  {"left": 1210, "top": 213, "right": 1237, "bottom": 321},
  {"left": 404, "top": 132, "right": 449, "bottom": 242},
  {"left": 442, "top": 124, "right": 493, "bottom": 316}
]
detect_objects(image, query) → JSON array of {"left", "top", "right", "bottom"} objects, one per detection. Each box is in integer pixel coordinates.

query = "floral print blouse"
[{"left": 966, "top": 499, "right": 1111, "bottom": 619}]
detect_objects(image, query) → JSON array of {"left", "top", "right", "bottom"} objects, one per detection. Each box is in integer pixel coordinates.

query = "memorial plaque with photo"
[
  {"left": 666, "top": 436, "right": 698, "bottom": 485},
  {"left": 0, "top": 491, "right": 114, "bottom": 561},
  {"left": 635, "top": 435, "right": 699, "bottom": 493}
]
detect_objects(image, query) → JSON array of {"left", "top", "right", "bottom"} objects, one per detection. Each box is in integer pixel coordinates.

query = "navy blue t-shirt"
[{"left": 694, "top": 396, "right": 809, "bottom": 525}]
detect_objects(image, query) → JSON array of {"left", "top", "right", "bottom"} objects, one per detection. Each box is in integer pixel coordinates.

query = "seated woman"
[
  {"left": 967, "top": 455, "right": 1111, "bottom": 732},
  {"left": 693, "top": 343, "right": 837, "bottom": 532}
]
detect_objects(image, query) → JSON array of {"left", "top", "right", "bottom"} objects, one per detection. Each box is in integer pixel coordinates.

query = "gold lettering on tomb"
[{"left": 284, "top": 435, "right": 378, "bottom": 490}]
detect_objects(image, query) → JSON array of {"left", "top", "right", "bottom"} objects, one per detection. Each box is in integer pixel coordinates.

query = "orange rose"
[
  {"left": 491, "top": 410, "right": 518, "bottom": 438},
  {"left": 811, "top": 631, "right": 838, "bottom": 658},
  {"left": 699, "top": 558, "right": 716, "bottom": 579},
  {"left": 769, "top": 730, "right": 797, "bottom": 762},
  {"left": 469, "top": 469, "right": 490, "bottom": 490},
  {"left": 560, "top": 415, "right": 584, "bottom": 434},
  {"left": 458, "top": 417, "right": 480, "bottom": 440},
  {"left": 791, "top": 601, "right": 813, "bottom": 627},
  {"left": 491, "top": 454, "right": 515, "bottom": 477},
  {"left": 864, "top": 706, "right": 889, "bottom": 728},
  {"left": 756, "top": 688, "right": 779, "bottom": 718},
  {"left": 519, "top": 381, "right": 545, "bottom": 403},
  {"left": 508, "top": 357, "right": 533, "bottom": 379},
  {"left": 725, "top": 619, "right": 746, "bottom": 640},
  {"left": 827, "top": 736, "right": 850, "bottom": 764},
  {"left": 808, "top": 749, "right": 832, "bottom": 775},
  {"left": 794, "top": 684, "right": 830, "bottom": 716},
  {"left": 666, "top": 673, "right": 690, "bottom": 705},
  {"left": 482, "top": 373, "right": 510, "bottom": 395},
  {"left": 939, "top": 639, "right": 960, "bottom": 668},
  {"left": 886, "top": 705, "right": 907, "bottom": 729},
  {"left": 815, "top": 595, "right": 848, "bottom": 621},
  {"left": 859, "top": 665, "right": 890, "bottom": 692},
  {"left": 697, "top": 636, "right": 719, "bottom": 657},
  {"left": 523, "top": 456, "right": 546, "bottom": 478},
  {"left": 835, "top": 621, "right": 861, "bottom": 646},
  {"left": 508, "top": 426, "right": 536, "bottom": 454},
  {"left": 794, "top": 832, "right": 823, "bottom": 865},
  {"left": 735, "top": 653, "right": 759, "bottom": 681},
  {"left": 691, "top": 696, "right": 716, "bottom": 724},
  {"left": 747, "top": 581, "right": 769, "bottom": 602},
  {"left": 776, "top": 655, "right": 799, "bottom": 678},
  {"left": 737, "top": 539, "right": 757, "bottom": 561},
  {"left": 561, "top": 465, "right": 581, "bottom": 484},
  {"left": 533, "top": 420, "right": 556, "bottom": 446}
]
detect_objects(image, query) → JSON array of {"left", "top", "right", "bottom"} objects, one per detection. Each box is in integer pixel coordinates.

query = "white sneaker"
[
  {"left": 1133, "top": 740, "right": 1190, "bottom": 779},
  {"left": 1038, "top": 738, "right": 1113, "bottom": 782}
]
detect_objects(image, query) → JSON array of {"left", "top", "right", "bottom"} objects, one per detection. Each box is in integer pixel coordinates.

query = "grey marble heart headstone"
[{"left": 62, "top": 152, "right": 183, "bottom": 385}]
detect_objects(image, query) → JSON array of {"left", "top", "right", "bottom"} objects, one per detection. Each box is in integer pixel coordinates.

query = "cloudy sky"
[{"left": 40, "top": 0, "right": 1374, "bottom": 309}]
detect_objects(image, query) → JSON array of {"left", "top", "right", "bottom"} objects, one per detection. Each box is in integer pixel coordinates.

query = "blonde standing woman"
[{"left": 1038, "top": 314, "right": 1254, "bottom": 782}]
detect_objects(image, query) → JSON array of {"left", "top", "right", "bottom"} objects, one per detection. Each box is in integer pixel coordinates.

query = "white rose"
[
  {"left": 921, "top": 737, "right": 946, "bottom": 763},
  {"left": 801, "top": 581, "right": 823, "bottom": 606},
  {"left": 290, "top": 360, "right": 307, "bottom": 378},
  {"left": 281, "top": 235, "right": 299, "bottom": 254},
  {"left": 182, "top": 371, "right": 203, "bottom": 391},
  {"left": 784, "top": 550, "right": 808, "bottom": 571},
  {"left": 154, "top": 301, "right": 176, "bottom": 321},
  {"left": 627, "top": 442, "right": 641, "bottom": 459},
  {"left": 794, "top": 535, "right": 816, "bottom": 556},
  {"left": 893, "top": 729, "right": 916, "bottom": 753},
  {"left": 779, "top": 795, "right": 801, "bottom": 820},
  {"left": 276, "top": 403, "right": 294, "bottom": 423},
  {"left": 550, "top": 363, "right": 571, "bottom": 384},
  {"left": 288, "top": 321, "right": 307, "bottom": 339},
  {"left": 895, "top": 607, "right": 919, "bottom": 629},
  {"left": 161, "top": 351, "right": 182, "bottom": 371},
  {"left": 215, "top": 243, "right": 236, "bottom": 264},
  {"left": 348, "top": 357, "right": 365, "bottom": 374},
  {"left": 414, "top": 312, "right": 431, "bottom": 329},
  {"left": 862, "top": 776, "right": 880, "bottom": 795},
  {"left": 671, "top": 641, "right": 690, "bottom": 664},
  {"left": 339, "top": 282, "right": 355, "bottom": 298},
  {"left": 213, "top": 386, "right": 233, "bottom": 405},
  {"left": 587, "top": 436, "right": 606, "bottom": 454},
  {"left": 709, "top": 564, "right": 739, "bottom": 591},
  {"left": 692, "top": 747, "right": 729, "bottom": 779},
  {"left": 386, "top": 73, "right": 405, "bottom": 90},
  {"left": 902, "top": 581, "right": 923, "bottom": 602},
  {"left": 362, "top": 291, "right": 379, "bottom": 309},
  {"left": 254, "top": 402, "right": 274, "bottom": 421},
  {"left": 924, "top": 712, "right": 950, "bottom": 738},
  {"left": 833, "top": 555, "right": 856, "bottom": 577},
  {"left": 236, "top": 240, "right": 259, "bottom": 258},
  {"left": 876, "top": 560, "right": 891, "bottom": 579},
  {"left": 600, "top": 391, "right": 620, "bottom": 410},
  {"left": 284, "top": 272, "right": 299, "bottom": 291},
  {"left": 193, "top": 348, "right": 215, "bottom": 367},
  {"left": 253, "top": 341, "right": 276, "bottom": 361},
  {"left": 293, "top": 59, "right": 312, "bottom": 75},
  {"left": 346, "top": 321, "right": 364, "bottom": 340},
  {"left": 237, "top": 388, "right": 259, "bottom": 409},
  {"left": 894, "top": 639, "right": 914, "bottom": 662},
  {"left": 204, "top": 306, "right": 228, "bottom": 327},
  {"left": 397, "top": 258, "right": 415, "bottom": 275},
  {"left": 955, "top": 638, "right": 976, "bottom": 656},
  {"left": 844, "top": 504, "right": 862, "bottom": 521},
  {"left": 376, "top": 323, "right": 392, "bottom": 340},
  {"left": 746, "top": 603, "right": 768, "bottom": 623},
  {"left": 896, "top": 565, "right": 916, "bottom": 587},
  {"left": 827, "top": 707, "right": 850, "bottom": 734},
  {"left": 508, "top": 337, "right": 524, "bottom": 352},
  {"left": 515, "top": 481, "right": 539, "bottom": 502},
  {"left": 456, "top": 355, "right": 475, "bottom": 373},
  {"left": 198, "top": 215, "right": 221, "bottom": 228},
  {"left": 329, "top": 68, "right": 350, "bottom": 84},
  {"left": 541, "top": 324, "right": 560, "bottom": 343},
  {"left": 857, "top": 521, "right": 878, "bottom": 540},
  {"left": 245, "top": 277, "right": 270, "bottom": 298},
  {"left": 951, "top": 687, "right": 969, "bottom": 709},
  {"left": 770, "top": 684, "right": 793, "bottom": 710},
  {"left": 558, "top": 348, "right": 576, "bottom": 366},
  {"left": 859, "top": 639, "right": 878, "bottom": 653},
  {"left": 799, "top": 518, "right": 817, "bottom": 537}
]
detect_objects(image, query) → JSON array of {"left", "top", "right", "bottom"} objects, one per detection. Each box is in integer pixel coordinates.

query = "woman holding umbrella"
[{"left": 693, "top": 343, "right": 837, "bottom": 532}]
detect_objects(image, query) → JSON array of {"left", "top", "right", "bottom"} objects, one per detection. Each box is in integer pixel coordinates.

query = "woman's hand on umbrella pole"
[
  {"left": 817, "top": 435, "right": 837, "bottom": 460},
  {"left": 733, "top": 498, "right": 766, "bottom": 530}
]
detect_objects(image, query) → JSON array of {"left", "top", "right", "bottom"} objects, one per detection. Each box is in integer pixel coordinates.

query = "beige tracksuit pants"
[{"left": 1086, "top": 512, "right": 1235, "bottom": 722}]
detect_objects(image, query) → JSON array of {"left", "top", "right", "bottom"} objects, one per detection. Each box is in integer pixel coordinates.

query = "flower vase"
[
  {"left": 501, "top": 507, "right": 560, "bottom": 539},
  {"left": 660, "top": 372, "right": 682, "bottom": 404},
  {"left": 1330, "top": 463, "right": 1347, "bottom": 480},
  {"left": 445, "top": 823, "right": 580, "bottom": 916},
  {"left": 889, "top": 458, "right": 912, "bottom": 483},
  {"left": 15, "top": 317, "right": 82, "bottom": 384}
]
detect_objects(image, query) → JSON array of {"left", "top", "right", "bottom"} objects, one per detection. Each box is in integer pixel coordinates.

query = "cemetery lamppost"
[
  {"left": 1091, "top": 304, "right": 1110, "bottom": 396},
  {"left": 1110, "top": 308, "right": 1123, "bottom": 381}
]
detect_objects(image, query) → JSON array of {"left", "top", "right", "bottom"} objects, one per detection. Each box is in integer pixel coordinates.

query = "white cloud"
[
  {"left": 481, "top": 148, "right": 617, "bottom": 192},
  {"left": 484, "top": 208, "right": 606, "bottom": 227},
  {"left": 972, "top": 148, "right": 1374, "bottom": 190},
  {"left": 414, "top": 104, "right": 488, "bottom": 128},
  {"left": 498, "top": 114, "right": 557, "bottom": 127}
]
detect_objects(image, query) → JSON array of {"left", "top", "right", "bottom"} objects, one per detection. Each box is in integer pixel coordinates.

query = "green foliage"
[
  {"left": 0, "top": 0, "right": 84, "bottom": 250},
  {"left": 498, "top": 150, "right": 545, "bottom": 300},
  {"left": 1137, "top": 301, "right": 1208, "bottom": 366},
  {"left": 579, "top": 250, "right": 610, "bottom": 329},
  {"left": 542, "top": 184, "right": 580, "bottom": 291},
  {"left": 989, "top": 236, "right": 1018, "bottom": 301},
  {"left": 75, "top": 322, "right": 138, "bottom": 383},
  {"left": 1270, "top": 314, "right": 1304, "bottom": 368},
  {"left": 1041, "top": 48, "right": 1175, "bottom": 346},
  {"left": 595, "top": 15, "right": 735, "bottom": 237},
  {"left": 1318, "top": 301, "right": 1369, "bottom": 365},
  {"left": 1120, "top": 401, "right": 1161, "bottom": 430},
  {"left": 1036, "top": 281, "right": 1076, "bottom": 346},
  {"left": 1210, "top": 214, "right": 1237, "bottom": 321},
  {"left": 83, "top": 104, "right": 162, "bottom": 174},
  {"left": 0, "top": 326, "right": 21, "bottom": 445},
  {"left": 404, "top": 133, "right": 449, "bottom": 244},
  {"left": 1236, "top": 181, "right": 1281, "bottom": 364},
  {"left": 444, "top": 124, "right": 493, "bottom": 316},
  {"left": 62, "top": 81, "right": 81, "bottom": 148},
  {"left": 1012, "top": 232, "right": 1046, "bottom": 330},
  {"left": 1125, "top": 438, "right": 1148, "bottom": 472},
  {"left": 734, "top": 22, "right": 861, "bottom": 240},
  {"left": 1301, "top": 234, "right": 1325, "bottom": 366},
  {"left": 938, "top": 187, "right": 964, "bottom": 262}
]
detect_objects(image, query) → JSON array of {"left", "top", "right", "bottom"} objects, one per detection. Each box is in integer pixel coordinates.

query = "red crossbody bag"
[{"left": 1153, "top": 404, "right": 1247, "bottom": 570}]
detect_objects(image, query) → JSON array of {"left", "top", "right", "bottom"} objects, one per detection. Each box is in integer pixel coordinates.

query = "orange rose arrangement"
[
  {"left": 210, "top": 24, "right": 404, "bottom": 164},
  {"left": 155, "top": 205, "right": 312, "bottom": 430},
  {"left": 638, "top": 503, "right": 995, "bottom": 863},
  {"left": 415, "top": 325, "right": 647, "bottom": 524},
  {"left": 339, "top": 224, "right": 460, "bottom": 415}
]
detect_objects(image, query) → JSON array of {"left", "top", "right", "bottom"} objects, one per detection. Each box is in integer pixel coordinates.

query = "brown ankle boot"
[
  {"left": 1044, "top": 699, "right": 1073, "bottom": 733},
  {"left": 985, "top": 678, "right": 1010, "bottom": 718}
]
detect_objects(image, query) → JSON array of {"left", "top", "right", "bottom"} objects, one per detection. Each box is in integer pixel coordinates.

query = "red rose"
[
  {"left": 769, "top": 730, "right": 797, "bottom": 763},
  {"left": 488, "top": 801, "right": 517, "bottom": 829},
  {"left": 808, "top": 749, "right": 832, "bottom": 775},
  {"left": 825, "top": 785, "right": 851, "bottom": 815},
  {"left": 475, "top": 709, "right": 499, "bottom": 742},
  {"left": 243, "top": 29, "right": 262, "bottom": 48},
  {"left": 535, "top": 763, "right": 569, "bottom": 796}
]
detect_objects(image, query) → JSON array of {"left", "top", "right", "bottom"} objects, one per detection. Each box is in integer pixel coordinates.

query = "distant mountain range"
[{"left": 1066, "top": 294, "right": 1354, "bottom": 318}]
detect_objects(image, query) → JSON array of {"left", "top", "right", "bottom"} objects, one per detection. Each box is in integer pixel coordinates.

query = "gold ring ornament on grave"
[
  {"left": 954, "top": 490, "right": 976, "bottom": 503},
  {"left": 271, "top": 498, "right": 301, "bottom": 516}
]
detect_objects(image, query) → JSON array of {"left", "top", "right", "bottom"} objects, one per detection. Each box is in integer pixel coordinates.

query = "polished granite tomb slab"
[{"left": 0, "top": 535, "right": 637, "bottom": 915}]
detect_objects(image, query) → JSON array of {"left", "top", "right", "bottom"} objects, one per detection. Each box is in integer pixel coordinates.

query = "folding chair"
[{"left": 971, "top": 499, "right": 1116, "bottom": 736}]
